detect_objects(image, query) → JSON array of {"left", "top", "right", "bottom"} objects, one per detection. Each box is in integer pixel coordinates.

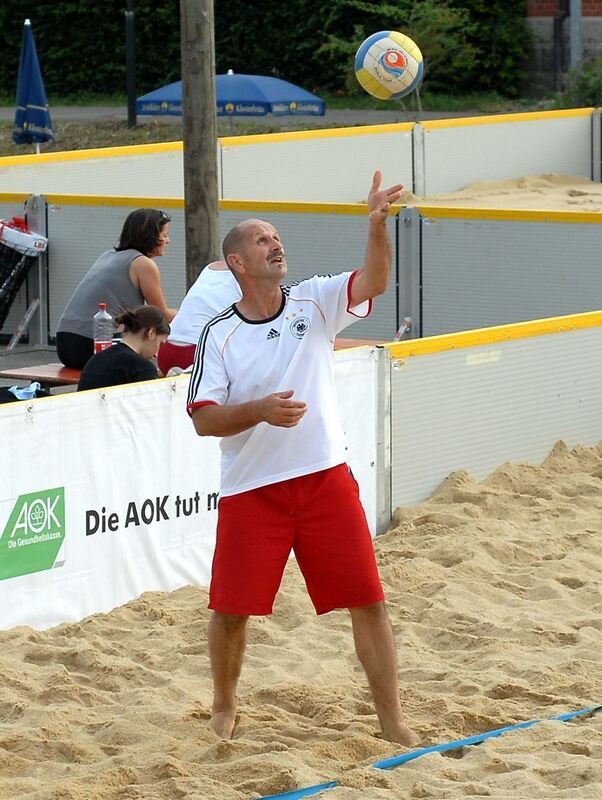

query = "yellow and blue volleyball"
[{"left": 355, "top": 30, "right": 424, "bottom": 100}]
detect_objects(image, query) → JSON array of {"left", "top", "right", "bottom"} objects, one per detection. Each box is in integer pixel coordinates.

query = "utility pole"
[{"left": 180, "top": 0, "right": 220, "bottom": 289}]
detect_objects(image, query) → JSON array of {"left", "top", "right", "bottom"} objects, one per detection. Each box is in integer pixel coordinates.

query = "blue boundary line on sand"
[
  {"left": 258, "top": 782, "right": 338, "bottom": 800},
  {"left": 256, "top": 704, "right": 601, "bottom": 800}
]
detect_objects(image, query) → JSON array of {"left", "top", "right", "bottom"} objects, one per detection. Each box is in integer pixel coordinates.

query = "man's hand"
[
  {"left": 367, "top": 170, "right": 403, "bottom": 224},
  {"left": 191, "top": 389, "right": 307, "bottom": 437},
  {"left": 259, "top": 390, "right": 307, "bottom": 428}
]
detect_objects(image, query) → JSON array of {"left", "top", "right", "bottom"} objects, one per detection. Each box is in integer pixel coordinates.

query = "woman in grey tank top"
[{"left": 56, "top": 208, "right": 178, "bottom": 369}]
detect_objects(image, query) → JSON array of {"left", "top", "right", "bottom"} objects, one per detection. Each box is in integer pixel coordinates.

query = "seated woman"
[
  {"left": 77, "top": 306, "right": 169, "bottom": 392},
  {"left": 56, "top": 208, "right": 178, "bottom": 369}
]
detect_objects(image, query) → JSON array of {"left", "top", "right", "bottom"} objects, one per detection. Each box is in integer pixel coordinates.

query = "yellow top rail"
[{"left": 386, "top": 309, "right": 602, "bottom": 359}]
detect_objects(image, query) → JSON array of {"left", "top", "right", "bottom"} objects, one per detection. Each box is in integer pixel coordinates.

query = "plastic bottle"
[{"left": 93, "top": 303, "right": 113, "bottom": 353}]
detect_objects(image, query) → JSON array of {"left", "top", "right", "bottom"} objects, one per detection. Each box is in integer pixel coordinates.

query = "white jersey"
[
  {"left": 187, "top": 271, "right": 371, "bottom": 497},
  {"left": 168, "top": 266, "right": 242, "bottom": 345}
]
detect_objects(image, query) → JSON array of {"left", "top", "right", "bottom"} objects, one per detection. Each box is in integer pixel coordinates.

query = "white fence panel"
[
  {"left": 46, "top": 202, "right": 186, "bottom": 335},
  {"left": 46, "top": 202, "right": 398, "bottom": 341},
  {"left": 0, "top": 146, "right": 189, "bottom": 197},
  {"left": 220, "top": 125, "right": 414, "bottom": 202},
  {"left": 390, "top": 326, "right": 602, "bottom": 510},
  {"left": 421, "top": 110, "right": 593, "bottom": 195},
  {"left": 420, "top": 215, "right": 602, "bottom": 336}
]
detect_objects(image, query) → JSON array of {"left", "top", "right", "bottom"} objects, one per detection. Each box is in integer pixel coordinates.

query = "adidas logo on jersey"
[{"left": 266, "top": 328, "right": 280, "bottom": 340}]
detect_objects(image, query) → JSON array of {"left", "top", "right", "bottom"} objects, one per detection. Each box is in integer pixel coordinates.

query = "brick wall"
[{"left": 528, "top": 0, "right": 602, "bottom": 14}]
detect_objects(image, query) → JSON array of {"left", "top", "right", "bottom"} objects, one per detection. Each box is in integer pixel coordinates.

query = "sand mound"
[
  {"left": 1, "top": 440, "right": 600, "bottom": 799},
  {"left": 407, "top": 173, "right": 602, "bottom": 212}
]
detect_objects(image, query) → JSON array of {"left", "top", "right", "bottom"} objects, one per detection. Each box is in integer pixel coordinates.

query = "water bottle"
[{"left": 93, "top": 303, "right": 113, "bottom": 353}]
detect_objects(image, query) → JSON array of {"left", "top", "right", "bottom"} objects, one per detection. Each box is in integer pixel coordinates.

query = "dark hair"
[
  {"left": 222, "top": 222, "right": 247, "bottom": 262},
  {"left": 115, "top": 305, "right": 170, "bottom": 335},
  {"left": 115, "top": 209, "right": 171, "bottom": 256}
]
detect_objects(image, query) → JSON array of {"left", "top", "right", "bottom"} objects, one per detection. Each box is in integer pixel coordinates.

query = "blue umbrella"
[
  {"left": 136, "top": 71, "right": 325, "bottom": 117},
  {"left": 13, "top": 19, "right": 54, "bottom": 151}
]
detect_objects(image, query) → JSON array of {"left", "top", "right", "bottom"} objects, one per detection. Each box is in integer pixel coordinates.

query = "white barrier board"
[
  {"left": 421, "top": 112, "right": 593, "bottom": 195},
  {"left": 390, "top": 327, "right": 602, "bottom": 509},
  {"left": 221, "top": 126, "right": 414, "bottom": 202}
]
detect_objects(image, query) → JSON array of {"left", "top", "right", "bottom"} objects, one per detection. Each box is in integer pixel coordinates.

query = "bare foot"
[
  {"left": 209, "top": 709, "right": 237, "bottom": 739},
  {"left": 381, "top": 723, "right": 421, "bottom": 747}
]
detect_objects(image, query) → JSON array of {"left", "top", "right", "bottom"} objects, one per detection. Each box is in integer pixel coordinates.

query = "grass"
[
  {"left": 0, "top": 92, "right": 129, "bottom": 106},
  {"left": 0, "top": 91, "right": 559, "bottom": 159},
  {"left": 0, "top": 89, "right": 540, "bottom": 113},
  {"left": 0, "top": 117, "right": 329, "bottom": 158},
  {"left": 321, "top": 90, "right": 537, "bottom": 113},
  {"left": 0, "top": 119, "right": 182, "bottom": 157}
]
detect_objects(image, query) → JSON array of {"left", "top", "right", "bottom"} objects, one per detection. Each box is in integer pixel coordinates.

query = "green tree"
[
  {"left": 561, "top": 55, "right": 602, "bottom": 107},
  {"left": 446, "top": 0, "right": 530, "bottom": 96},
  {"left": 317, "top": 0, "right": 479, "bottom": 95},
  {"left": 0, "top": 0, "right": 181, "bottom": 98},
  {"left": 404, "top": 0, "right": 479, "bottom": 93},
  {"left": 0, "top": 0, "right": 530, "bottom": 100}
]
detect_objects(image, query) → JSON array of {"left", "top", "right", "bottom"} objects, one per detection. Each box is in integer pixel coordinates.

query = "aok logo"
[{"left": 0, "top": 488, "right": 65, "bottom": 581}]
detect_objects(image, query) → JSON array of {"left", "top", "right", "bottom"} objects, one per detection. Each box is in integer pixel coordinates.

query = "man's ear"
[{"left": 226, "top": 252, "right": 244, "bottom": 275}]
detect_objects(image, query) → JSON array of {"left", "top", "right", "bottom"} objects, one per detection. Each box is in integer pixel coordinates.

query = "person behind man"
[
  {"left": 157, "top": 260, "right": 242, "bottom": 376},
  {"left": 78, "top": 305, "right": 169, "bottom": 391},
  {"left": 187, "top": 171, "right": 419, "bottom": 747},
  {"left": 56, "top": 208, "right": 177, "bottom": 370}
]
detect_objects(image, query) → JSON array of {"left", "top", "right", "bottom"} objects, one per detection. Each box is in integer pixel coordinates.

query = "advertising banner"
[
  {"left": 0, "top": 377, "right": 221, "bottom": 630},
  {"left": 0, "top": 348, "right": 380, "bottom": 630}
]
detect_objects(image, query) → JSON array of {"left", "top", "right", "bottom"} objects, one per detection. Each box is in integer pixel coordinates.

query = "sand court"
[{"left": 0, "top": 439, "right": 600, "bottom": 799}]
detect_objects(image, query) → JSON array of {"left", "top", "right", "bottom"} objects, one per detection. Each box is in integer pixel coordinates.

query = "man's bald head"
[{"left": 222, "top": 219, "right": 271, "bottom": 263}]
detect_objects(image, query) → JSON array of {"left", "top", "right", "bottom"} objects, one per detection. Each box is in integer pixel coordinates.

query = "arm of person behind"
[
  {"left": 130, "top": 255, "right": 178, "bottom": 322},
  {"left": 348, "top": 170, "right": 403, "bottom": 307},
  {"left": 191, "top": 390, "right": 307, "bottom": 437}
]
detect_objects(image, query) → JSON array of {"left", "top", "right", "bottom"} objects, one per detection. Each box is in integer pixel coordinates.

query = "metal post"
[
  {"left": 592, "top": 109, "right": 601, "bottom": 182},
  {"left": 412, "top": 123, "right": 426, "bottom": 197},
  {"left": 125, "top": 1, "right": 137, "bottom": 128},
  {"left": 7, "top": 298, "right": 40, "bottom": 351},
  {"left": 397, "top": 208, "right": 421, "bottom": 339},
  {"left": 570, "top": 0, "right": 583, "bottom": 67},
  {"left": 24, "top": 193, "right": 49, "bottom": 348},
  {"left": 375, "top": 347, "right": 392, "bottom": 535},
  {"left": 553, "top": 1, "right": 570, "bottom": 92}
]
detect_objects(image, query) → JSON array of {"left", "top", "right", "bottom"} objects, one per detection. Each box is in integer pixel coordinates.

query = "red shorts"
[
  {"left": 209, "top": 464, "right": 384, "bottom": 615},
  {"left": 157, "top": 340, "right": 196, "bottom": 376}
]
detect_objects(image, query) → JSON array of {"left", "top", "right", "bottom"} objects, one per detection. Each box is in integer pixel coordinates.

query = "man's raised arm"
[{"left": 349, "top": 170, "right": 403, "bottom": 307}]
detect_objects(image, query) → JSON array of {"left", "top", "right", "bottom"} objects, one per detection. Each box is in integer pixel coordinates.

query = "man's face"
[{"left": 238, "top": 222, "right": 287, "bottom": 280}]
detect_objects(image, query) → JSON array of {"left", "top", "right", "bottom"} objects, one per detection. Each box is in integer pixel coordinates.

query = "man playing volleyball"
[{"left": 187, "top": 170, "right": 419, "bottom": 746}]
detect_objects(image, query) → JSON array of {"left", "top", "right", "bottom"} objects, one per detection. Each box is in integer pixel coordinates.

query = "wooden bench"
[
  {"left": 0, "top": 363, "right": 81, "bottom": 390},
  {"left": 334, "top": 337, "right": 385, "bottom": 350}
]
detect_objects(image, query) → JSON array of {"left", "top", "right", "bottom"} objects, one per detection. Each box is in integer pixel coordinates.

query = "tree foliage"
[
  {"left": 445, "top": 0, "right": 530, "bottom": 97},
  {"left": 0, "top": 0, "right": 181, "bottom": 98},
  {"left": 562, "top": 55, "right": 602, "bottom": 107},
  {"left": 0, "top": 0, "right": 529, "bottom": 99}
]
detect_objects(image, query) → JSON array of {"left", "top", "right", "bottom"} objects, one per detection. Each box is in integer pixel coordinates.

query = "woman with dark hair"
[
  {"left": 56, "top": 209, "right": 177, "bottom": 369},
  {"left": 77, "top": 305, "right": 170, "bottom": 391}
]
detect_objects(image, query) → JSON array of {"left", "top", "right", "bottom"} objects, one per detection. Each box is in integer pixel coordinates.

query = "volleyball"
[{"left": 354, "top": 30, "right": 424, "bottom": 100}]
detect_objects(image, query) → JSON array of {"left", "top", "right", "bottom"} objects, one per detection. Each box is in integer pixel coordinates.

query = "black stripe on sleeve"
[{"left": 186, "top": 307, "right": 237, "bottom": 408}]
